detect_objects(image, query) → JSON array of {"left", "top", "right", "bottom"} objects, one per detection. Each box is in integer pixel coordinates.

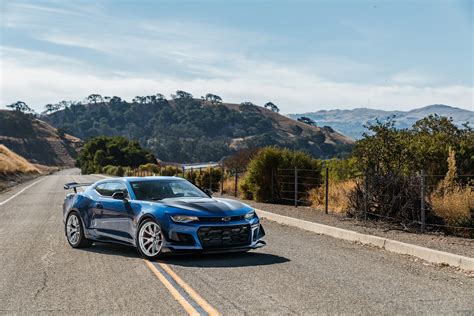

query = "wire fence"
[{"left": 124, "top": 165, "right": 473, "bottom": 236}]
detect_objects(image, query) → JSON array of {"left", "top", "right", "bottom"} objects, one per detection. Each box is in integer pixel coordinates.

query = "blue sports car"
[{"left": 63, "top": 176, "right": 266, "bottom": 259}]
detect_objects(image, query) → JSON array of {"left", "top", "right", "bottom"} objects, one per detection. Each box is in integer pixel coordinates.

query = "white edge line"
[{"left": 0, "top": 177, "right": 48, "bottom": 206}]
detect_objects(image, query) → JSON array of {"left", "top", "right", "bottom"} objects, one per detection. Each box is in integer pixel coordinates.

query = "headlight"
[
  {"left": 244, "top": 211, "right": 255, "bottom": 220},
  {"left": 170, "top": 215, "right": 199, "bottom": 223}
]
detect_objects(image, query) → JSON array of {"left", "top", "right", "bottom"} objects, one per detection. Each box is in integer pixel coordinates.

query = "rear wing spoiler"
[{"left": 64, "top": 182, "right": 93, "bottom": 193}]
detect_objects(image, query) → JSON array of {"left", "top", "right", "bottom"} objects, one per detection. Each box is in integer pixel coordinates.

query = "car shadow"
[
  {"left": 78, "top": 242, "right": 139, "bottom": 258},
  {"left": 79, "top": 243, "right": 290, "bottom": 268},
  {"left": 160, "top": 251, "right": 290, "bottom": 268}
]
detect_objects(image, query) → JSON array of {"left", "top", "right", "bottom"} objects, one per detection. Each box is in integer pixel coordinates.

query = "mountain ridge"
[{"left": 288, "top": 104, "right": 473, "bottom": 139}]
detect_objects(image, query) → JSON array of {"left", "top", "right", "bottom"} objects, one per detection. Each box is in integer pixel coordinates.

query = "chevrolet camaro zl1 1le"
[{"left": 63, "top": 177, "right": 266, "bottom": 259}]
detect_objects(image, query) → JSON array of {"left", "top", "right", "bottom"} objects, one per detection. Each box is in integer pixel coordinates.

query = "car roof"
[{"left": 95, "top": 176, "right": 185, "bottom": 184}]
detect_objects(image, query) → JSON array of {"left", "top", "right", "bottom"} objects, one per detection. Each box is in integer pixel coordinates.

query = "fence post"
[
  {"left": 325, "top": 166, "right": 329, "bottom": 214},
  {"left": 220, "top": 165, "right": 224, "bottom": 195},
  {"left": 420, "top": 170, "right": 426, "bottom": 232},
  {"left": 209, "top": 166, "right": 212, "bottom": 192},
  {"left": 190, "top": 167, "right": 193, "bottom": 183},
  {"left": 234, "top": 172, "right": 238, "bottom": 197},
  {"left": 182, "top": 166, "right": 185, "bottom": 179},
  {"left": 364, "top": 168, "right": 368, "bottom": 220},
  {"left": 294, "top": 166, "right": 298, "bottom": 208},
  {"left": 271, "top": 168, "right": 274, "bottom": 202}
]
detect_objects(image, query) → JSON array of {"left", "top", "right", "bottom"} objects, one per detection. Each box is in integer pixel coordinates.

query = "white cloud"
[
  {"left": 1, "top": 1, "right": 472, "bottom": 113},
  {"left": 1, "top": 48, "right": 472, "bottom": 113}
]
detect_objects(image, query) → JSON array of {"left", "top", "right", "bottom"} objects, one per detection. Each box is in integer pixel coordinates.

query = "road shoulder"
[{"left": 220, "top": 196, "right": 473, "bottom": 271}]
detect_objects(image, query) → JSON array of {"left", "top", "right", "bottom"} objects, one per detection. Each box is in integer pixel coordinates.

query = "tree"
[
  {"left": 264, "top": 102, "right": 279, "bottom": 113},
  {"left": 205, "top": 93, "right": 223, "bottom": 105},
  {"left": 109, "top": 96, "right": 123, "bottom": 105},
  {"left": 58, "top": 100, "right": 71, "bottom": 109},
  {"left": 353, "top": 115, "right": 473, "bottom": 178},
  {"left": 223, "top": 148, "right": 259, "bottom": 173},
  {"left": 132, "top": 96, "right": 147, "bottom": 104},
  {"left": 171, "top": 90, "right": 193, "bottom": 100},
  {"left": 86, "top": 94, "right": 104, "bottom": 104},
  {"left": 6, "top": 101, "right": 33, "bottom": 113},
  {"left": 297, "top": 116, "right": 316, "bottom": 126},
  {"left": 77, "top": 136, "right": 156, "bottom": 174},
  {"left": 156, "top": 93, "right": 166, "bottom": 102},
  {"left": 44, "top": 104, "right": 56, "bottom": 114}
]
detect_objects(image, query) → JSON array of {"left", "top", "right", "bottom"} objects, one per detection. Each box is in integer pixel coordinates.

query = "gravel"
[{"left": 220, "top": 195, "right": 474, "bottom": 258}]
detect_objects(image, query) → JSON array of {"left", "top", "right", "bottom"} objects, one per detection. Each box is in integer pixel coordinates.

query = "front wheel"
[
  {"left": 65, "top": 212, "right": 92, "bottom": 248},
  {"left": 136, "top": 219, "right": 164, "bottom": 260}
]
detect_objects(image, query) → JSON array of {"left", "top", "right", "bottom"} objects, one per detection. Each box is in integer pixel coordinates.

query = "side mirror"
[
  {"left": 202, "top": 188, "right": 213, "bottom": 197},
  {"left": 112, "top": 191, "right": 127, "bottom": 200}
]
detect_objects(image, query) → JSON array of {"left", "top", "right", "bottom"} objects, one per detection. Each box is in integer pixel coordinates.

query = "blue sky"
[{"left": 1, "top": 0, "right": 472, "bottom": 113}]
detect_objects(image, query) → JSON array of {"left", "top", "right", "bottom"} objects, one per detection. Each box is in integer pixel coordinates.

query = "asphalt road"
[{"left": 0, "top": 169, "right": 473, "bottom": 314}]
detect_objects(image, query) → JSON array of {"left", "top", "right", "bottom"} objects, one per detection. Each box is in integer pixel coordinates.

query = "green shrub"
[
  {"left": 139, "top": 163, "right": 160, "bottom": 174},
  {"left": 238, "top": 177, "right": 253, "bottom": 199},
  {"left": 77, "top": 136, "right": 155, "bottom": 174},
  {"left": 116, "top": 166, "right": 125, "bottom": 177},
  {"left": 160, "top": 166, "right": 182, "bottom": 176},
  {"left": 241, "top": 146, "right": 322, "bottom": 202},
  {"left": 103, "top": 165, "right": 118, "bottom": 175},
  {"left": 185, "top": 169, "right": 198, "bottom": 184},
  {"left": 195, "top": 168, "right": 222, "bottom": 192}
]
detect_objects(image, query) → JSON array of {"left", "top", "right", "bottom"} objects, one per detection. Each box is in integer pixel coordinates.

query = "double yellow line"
[{"left": 145, "top": 260, "right": 220, "bottom": 316}]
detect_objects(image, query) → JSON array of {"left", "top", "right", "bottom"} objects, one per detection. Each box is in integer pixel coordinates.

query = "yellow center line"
[
  {"left": 144, "top": 260, "right": 200, "bottom": 316},
  {"left": 159, "top": 262, "right": 221, "bottom": 316}
]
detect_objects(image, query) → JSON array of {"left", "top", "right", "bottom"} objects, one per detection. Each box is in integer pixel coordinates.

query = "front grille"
[
  {"left": 198, "top": 215, "right": 245, "bottom": 222},
  {"left": 197, "top": 225, "right": 251, "bottom": 249}
]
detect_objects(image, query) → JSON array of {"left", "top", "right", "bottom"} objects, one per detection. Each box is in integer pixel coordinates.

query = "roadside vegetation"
[
  {"left": 219, "top": 115, "right": 473, "bottom": 236},
  {"left": 238, "top": 147, "right": 322, "bottom": 202},
  {"left": 77, "top": 136, "right": 156, "bottom": 174}
]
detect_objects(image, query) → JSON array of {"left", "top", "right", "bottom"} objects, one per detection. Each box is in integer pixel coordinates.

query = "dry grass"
[
  {"left": 222, "top": 178, "right": 237, "bottom": 194},
  {"left": 308, "top": 180, "right": 356, "bottom": 213},
  {"left": 430, "top": 186, "right": 473, "bottom": 226},
  {"left": 0, "top": 144, "right": 40, "bottom": 176}
]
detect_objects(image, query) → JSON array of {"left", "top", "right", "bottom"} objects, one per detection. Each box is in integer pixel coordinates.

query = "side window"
[
  {"left": 106, "top": 182, "right": 129, "bottom": 198},
  {"left": 95, "top": 183, "right": 111, "bottom": 196}
]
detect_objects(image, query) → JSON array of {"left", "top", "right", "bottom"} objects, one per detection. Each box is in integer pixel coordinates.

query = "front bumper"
[{"left": 163, "top": 220, "right": 266, "bottom": 253}]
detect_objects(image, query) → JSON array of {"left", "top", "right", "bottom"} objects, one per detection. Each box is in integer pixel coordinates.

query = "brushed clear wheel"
[
  {"left": 138, "top": 221, "right": 163, "bottom": 258},
  {"left": 66, "top": 213, "right": 81, "bottom": 246}
]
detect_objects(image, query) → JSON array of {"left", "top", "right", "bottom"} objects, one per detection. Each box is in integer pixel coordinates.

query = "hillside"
[
  {"left": 0, "top": 144, "right": 40, "bottom": 176},
  {"left": 289, "top": 104, "right": 474, "bottom": 139},
  {"left": 0, "top": 144, "right": 40, "bottom": 191},
  {"left": 45, "top": 97, "right": 353, "bottom": 162},
  {"left": 0, "top": 110, "right": 82, "bottom": 166}
]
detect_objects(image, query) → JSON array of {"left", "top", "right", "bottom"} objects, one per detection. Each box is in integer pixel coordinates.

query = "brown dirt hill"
[
  {"left": 0, "top": 110, "right": 82, "bottom": 166},
  {"left": 217, "top": 102, "right": 354, "bottom": 154}
]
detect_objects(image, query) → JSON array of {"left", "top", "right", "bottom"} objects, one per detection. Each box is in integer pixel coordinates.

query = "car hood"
[{"left": 160, "top": 197, "right": 252, "bottom": 216}]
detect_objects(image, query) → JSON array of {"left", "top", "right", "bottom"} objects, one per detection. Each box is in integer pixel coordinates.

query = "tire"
[
  {"left": 136, "top": 218, "right": 164, "bottom": 260},
  {"left": 65, "top": 212, "right": 92, "bottom": 248}
]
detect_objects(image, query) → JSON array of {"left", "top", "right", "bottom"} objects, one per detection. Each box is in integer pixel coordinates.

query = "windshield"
[{"left": 130, "top": 179, "right": 208, "bottom": 201}]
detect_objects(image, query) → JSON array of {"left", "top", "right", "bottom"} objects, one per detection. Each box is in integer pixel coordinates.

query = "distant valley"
[{"left": 288, "top": 104, "right": 473, "bottom": 140}]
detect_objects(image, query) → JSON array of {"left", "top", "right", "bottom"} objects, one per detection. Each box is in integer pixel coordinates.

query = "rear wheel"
[
  {"left": 65, "top": 212, "right": 92, "bottom": 248},
  {"left": 137, "top": 219, "right": 164, "bottom": 260}
]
